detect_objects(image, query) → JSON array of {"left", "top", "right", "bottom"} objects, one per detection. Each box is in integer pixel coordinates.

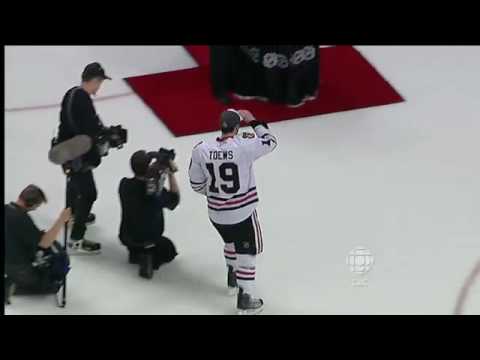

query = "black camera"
[
  {"left": 147, "top": 148, "right": 176, "bottom": 170},
  {"left": 97, "top": 125, "right": 128, "bottom": 156},
  {"left": 145, "top": 148, "right": 176, "bottom": 196}
]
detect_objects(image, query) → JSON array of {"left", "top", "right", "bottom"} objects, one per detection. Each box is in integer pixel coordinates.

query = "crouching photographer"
[
  {"left": 119, "top": 149, "right": 180, "bottom": 279},
  {"left": 52, "top": 62, "right": 127, "bottom": 255},
  {"left": 5, "top": 185, "right": 71, "bottom": 303}
]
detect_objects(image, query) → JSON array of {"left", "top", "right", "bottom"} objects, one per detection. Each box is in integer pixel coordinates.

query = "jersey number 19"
[{"left": 206, "top": 162, "right": 240, "bottom": 194}]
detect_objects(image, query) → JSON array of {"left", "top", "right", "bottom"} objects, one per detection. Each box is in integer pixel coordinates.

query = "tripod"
[
  {"left": 56, "top": 171, "right": 71, "bottom": 308},
  {"left": 49, "top": 134, "right": 94, "bottom": 309}
]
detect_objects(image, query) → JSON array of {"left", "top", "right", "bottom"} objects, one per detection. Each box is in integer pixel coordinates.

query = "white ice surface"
[{"left": 4, "top": 45, "right": 480, "bottom": 314}]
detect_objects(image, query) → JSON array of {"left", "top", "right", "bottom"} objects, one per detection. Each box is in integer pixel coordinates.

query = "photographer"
[
  {"left": 118, "top": 150, "right": 180, "bottom": 279},
  {"left": 5, "top": 185, "right": 71, "bottom": 298},
  {"left": 56, "top": 62, "right": 112, "bottom": 254}
]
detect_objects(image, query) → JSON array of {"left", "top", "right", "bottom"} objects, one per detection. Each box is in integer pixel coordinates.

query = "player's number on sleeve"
[{"left": 206, "top": 162, "right": 240, "bottom": 194}]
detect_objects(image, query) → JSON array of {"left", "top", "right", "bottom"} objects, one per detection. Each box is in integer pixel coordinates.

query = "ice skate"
[
  {"left": 237, "top": 287, "right": 264, "bottom": 315},
  {"left": 68, "top": 238, "right": 101, "bottom": 255}
]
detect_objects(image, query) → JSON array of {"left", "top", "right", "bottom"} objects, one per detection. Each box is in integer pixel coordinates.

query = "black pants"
[
  {"left": 228, "top": 45, "right": 320, "bottom": 105},
  {"left": 8, "top": 267, "right": 61, "bottom": 295},
  {"left": 7, "top": 241, "right": 69, "bottom": 296},
  {"left": 211, "top": 210, "right": 263, "bottom": 255},
  {"left": 67, "top": 170, "right": 97, "bottom": 240},
  {"left": 128, "top": 236, "right": 178, "bottom": 270},
  {"left": 210, "top": 46, "right": 235, "bottom": 98}
]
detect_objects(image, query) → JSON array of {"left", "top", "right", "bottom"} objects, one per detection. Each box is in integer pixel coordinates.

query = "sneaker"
[
  {"left": 68, "top": 239, "right": 101, "bottom": 255},
  {"left": 304, "top": 92, "right": 318, "bottom": 102},
  {"left": 286, "top": 100, "right": 306, "bottom": 108},
  {"left": 237, "top": 287, "right": 264, "bottom": 315},
  {"left": 227, "top": 265, "right": 238, "bottom": 296},
  {"left": 233, "top": 93, "right": 256, "bottom": 101}
]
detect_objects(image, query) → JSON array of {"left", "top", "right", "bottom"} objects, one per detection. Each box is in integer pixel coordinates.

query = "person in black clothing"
[
  {"left": 56, "top": 62, "right": 112, "bottom": 254},
  {"left": 118, "top": 151, "right": 180, "bottom": 278},
  {"left": 209, "top": 46, "right": 319, "bottom": 108},
  {"left": 5, "top": 185, "right": 71, "bottom": 299},
  {"left": 210, "top": 46, "right": 235, "bottom": 104},
  {"left": 261, "top": 45, "right": 319, "bottom": 107}
]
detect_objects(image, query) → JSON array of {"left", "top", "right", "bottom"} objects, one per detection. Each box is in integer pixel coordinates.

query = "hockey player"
[{"left": 188, "top": 109, "right": 277, "bottom": 315}]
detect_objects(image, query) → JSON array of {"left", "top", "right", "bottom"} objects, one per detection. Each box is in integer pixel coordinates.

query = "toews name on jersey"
[
  {"left": 189, "top": 121, "right": 277, "bottom": 225},
  {"left": 209, "top": 150, "right": 234, "bottom": 160}
]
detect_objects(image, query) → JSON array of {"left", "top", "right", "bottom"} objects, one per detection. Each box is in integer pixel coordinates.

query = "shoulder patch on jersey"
[
  {"left": 193, "top": 141, "right": 203, "bottom": 149},
  {"left": 242, "top": 132, "right": 255, "bottom": 139}
]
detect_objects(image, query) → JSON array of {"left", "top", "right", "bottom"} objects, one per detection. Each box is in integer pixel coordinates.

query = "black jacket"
[
  {"left": 119, "top": 177, "right": 180, "bottom": 245},
  {"left": 5, "top": 203, "right": 44, "bottom": 276},
  {"left": 57, "top": 86, "right": 104, "bottom": 168}
]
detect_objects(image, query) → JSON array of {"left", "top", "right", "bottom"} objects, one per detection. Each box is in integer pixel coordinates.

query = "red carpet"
[
  {"left": 184, "top": 45, "right": 210, "bottom": 66},
  {"left": 125, "top": 46, "right": 404, "bottom": 137}
]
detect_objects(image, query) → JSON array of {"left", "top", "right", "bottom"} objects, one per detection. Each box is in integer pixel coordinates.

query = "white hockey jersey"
[{"left": 189, "top": 122, "right": 277, "bottom": 225}]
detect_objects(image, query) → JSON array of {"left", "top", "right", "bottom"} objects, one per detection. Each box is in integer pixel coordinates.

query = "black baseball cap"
[
  {"left": 220, "top": 109, "right": 243, "bottom": 132},
  {"left": 82, "top": 62, "right": 112, "bottom": 81}
]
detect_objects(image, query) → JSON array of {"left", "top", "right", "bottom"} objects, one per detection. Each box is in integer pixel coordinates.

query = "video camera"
[
  {"left": 145, "top": 148, "right": 177, "bottom": 196},
  {"left": 97, "top": 125, "right": 128, "bottom": 157}
]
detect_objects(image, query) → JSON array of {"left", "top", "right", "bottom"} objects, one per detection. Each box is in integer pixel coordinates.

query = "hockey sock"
[
  {"left": 224, "top": 243, "right": 237, "bottom": 270},
  {"left": 236, "top": 254, "right": 256, "bottom": 296}
]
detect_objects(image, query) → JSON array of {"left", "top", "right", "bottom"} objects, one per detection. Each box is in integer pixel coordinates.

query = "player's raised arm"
[
  {"left": 238, "top": 110, "right": 278, "bottom": 161},
  {"left": 188, "top": 144, "right": 208, "bottom": 195}
]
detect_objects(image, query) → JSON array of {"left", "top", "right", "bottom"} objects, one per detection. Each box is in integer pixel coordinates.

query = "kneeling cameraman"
[
  {"left": 119, "top": 149, "right": 180, "bottom": 278},
  {"left": 5, "top": 185, "right": 71, "bottom": 301}
]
